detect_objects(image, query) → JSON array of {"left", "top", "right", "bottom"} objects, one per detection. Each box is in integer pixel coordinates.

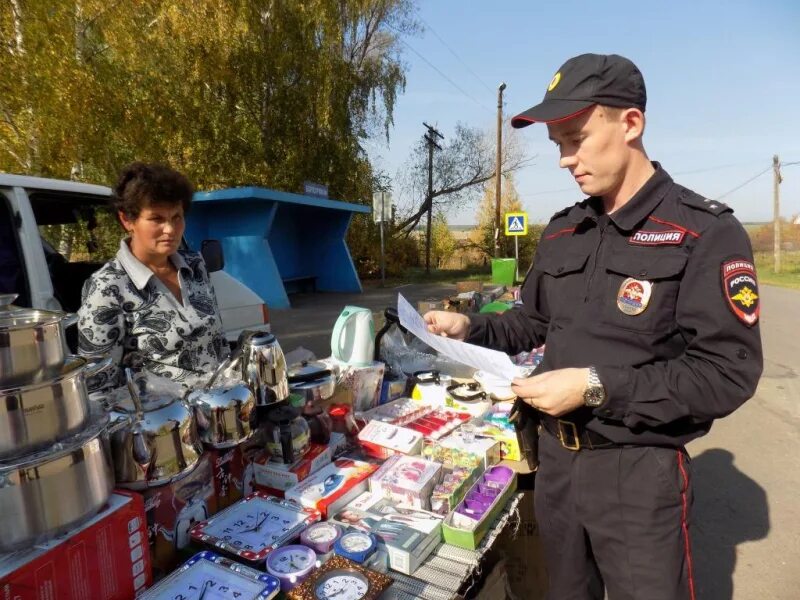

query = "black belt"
[{"left": 541, "top": 416, "right": 620, "bottom": 451}]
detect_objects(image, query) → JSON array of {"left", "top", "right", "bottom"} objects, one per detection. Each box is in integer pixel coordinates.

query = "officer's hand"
[
  {"left": 423, "top": 311, "right": 471, "bottom": 341},
  {"left": 511, "top": 368, "right": 589, "bottom": 417}
]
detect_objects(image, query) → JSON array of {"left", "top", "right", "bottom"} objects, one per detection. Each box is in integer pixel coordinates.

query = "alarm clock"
[
  {"left": 190, "top": 491, "right": 321, "bottom": 567},
  {"left": 300, "top": 521, "right": 343, "bottom": 554},
  {"left": 140, "top": 550, "right": 280, "bottom": 599},
  {"left": 265, "top": 544, "right": 319, "bottom": 591},
  {"left": 287, "top": 555, "right": 392, "bottom": 600},
  {"left": 333, "top": 530, "right": 377, "bottom": 564}
]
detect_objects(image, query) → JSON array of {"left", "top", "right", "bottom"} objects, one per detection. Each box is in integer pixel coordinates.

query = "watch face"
[
  {"left": 151, "top": 559, "right": 267, "bottom": 599},
  {"left": 314, "top": 570, "right": 369, "bottom": 600},
  {"left": 339, "top": 532, "right": 372, "bottom": 553},
  {"left": 306, "top": 523, "right": 339, "bottom": 544},
  {"left": 196, "top": 494, "right": 317, "bottom": 557},
  {"left": 266, "top": 546, "right": 315, "bottom": 575}
]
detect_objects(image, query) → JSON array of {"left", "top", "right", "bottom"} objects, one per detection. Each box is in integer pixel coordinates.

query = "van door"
[{"left": 0, "top": 190, "right": 30, "bottom": 306}]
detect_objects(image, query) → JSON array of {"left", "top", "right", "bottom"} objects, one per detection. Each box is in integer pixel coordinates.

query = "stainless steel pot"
[
  {"left": 0, "top": 355, "right": 112, "bottom": 459},
  {"left": 0, "top": 413, "right": 114, "bottom": 552},
  {"left": 287, "top": 360, "right": 336, "bottom": 404},
  {"left": 108, "top": 369, "right": 203, "bottom": 489},
  {"left": 186, "top": 358, "right": 257, "bottom": 449},
  {"left": 0, "top": 293, "right": 77, "bottom": 386}
]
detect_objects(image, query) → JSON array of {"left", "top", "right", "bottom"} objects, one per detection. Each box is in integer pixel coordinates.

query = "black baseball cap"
[{"left": 511, "top": 53, "right": 646, "bottom": 128}]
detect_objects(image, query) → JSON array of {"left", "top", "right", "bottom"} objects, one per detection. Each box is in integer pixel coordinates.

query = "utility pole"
[
  {"left": 423, "top": 122, "right": 443, "bottom": 274},
  {"left": 773, "top": 155, "right": 782, "bottom": 274},
  {"left": 494, "top": 82, "right": 506, "bottom": 258}
]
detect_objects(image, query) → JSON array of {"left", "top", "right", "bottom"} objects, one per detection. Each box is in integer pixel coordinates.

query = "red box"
[
  {"left": 207, "top": 442, "right": 263, "bottom": 511},
  {"left": 285, "top": 458, "right": 379, "bottom": 519},
  {"left": 252, "top": 443, "right": 333, "bottom": 496},
  {"left": 139, "top": 454, "right": 218, "bottom": 578},
  {"left": 0, "top": 491, "right": 151, "bottom": 599}
]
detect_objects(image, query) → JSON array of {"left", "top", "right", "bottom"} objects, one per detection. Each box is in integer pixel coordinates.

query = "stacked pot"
[{"left": 0, "top": 294, "right": 115, "bottom": 552}]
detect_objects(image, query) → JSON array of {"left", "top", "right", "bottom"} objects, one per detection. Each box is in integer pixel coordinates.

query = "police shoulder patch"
[{"left": 721, "top": 258, "right": 759, "bottom": 326}]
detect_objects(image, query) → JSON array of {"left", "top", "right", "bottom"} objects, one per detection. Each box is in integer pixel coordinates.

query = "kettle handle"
[
  {"left": 279, "top": 422, "right": 294, "bottom": 464},
  {"left": 331, "top": 308, "right": 354, "bottom": 361}
]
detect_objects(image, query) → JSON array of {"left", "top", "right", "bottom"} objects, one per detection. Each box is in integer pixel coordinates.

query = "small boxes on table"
[
  {"left": 357, "top": 420, "right": 424, "bottom": 459},
  {"left": 369, "top": 455, "right": 442, "bottom": 511},
  {"left": 285, "top": 458, "right": 379, "bottom": 519},
  {"left": 251, "top": 443, "right": 333, "bottom": 496}
]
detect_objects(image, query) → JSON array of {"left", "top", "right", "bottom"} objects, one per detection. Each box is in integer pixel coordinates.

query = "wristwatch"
[{"left": 583, "top": 366, "right": 607, "bottom": 408}]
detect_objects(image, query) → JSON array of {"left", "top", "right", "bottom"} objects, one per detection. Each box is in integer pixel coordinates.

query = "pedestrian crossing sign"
[{"left": 505, "top": 212, "right": 528, "bottom": 236}]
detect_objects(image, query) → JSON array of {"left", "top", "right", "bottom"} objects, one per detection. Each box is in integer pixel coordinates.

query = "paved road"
[
  {"left": 270, "top": 282, "right": 800, "bottom": 599},
  {"left": 689, "top": 284, "right": 800, "bottom": 599}
]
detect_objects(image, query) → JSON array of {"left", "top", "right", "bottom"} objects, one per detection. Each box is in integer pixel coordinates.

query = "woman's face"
[{"left": 120, "top": 202, "right": 184, "bottom": 260}]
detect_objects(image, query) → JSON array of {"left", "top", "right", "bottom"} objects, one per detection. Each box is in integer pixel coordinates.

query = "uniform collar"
[
  {"left": 566, "top": 162, "right": 673, "bottom": 230},
  {"left": 116, "top": 239, "right": 189, "bottom": 291}
]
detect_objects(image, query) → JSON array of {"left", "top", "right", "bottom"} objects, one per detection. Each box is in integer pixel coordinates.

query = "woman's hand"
[{"left": 423, "top": 310, "right": 471, "bottom": 341}]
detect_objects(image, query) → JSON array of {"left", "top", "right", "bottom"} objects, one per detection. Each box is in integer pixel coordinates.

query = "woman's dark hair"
[{"left": 111, "top": 162, "right": 194, "bottom": 220}]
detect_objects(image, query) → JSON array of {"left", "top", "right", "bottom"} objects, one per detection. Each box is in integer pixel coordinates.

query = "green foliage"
[
  {"left": 347, "top": 213, "right": 419, "bottom": 278},
  {"left": 472, "top": 175, "right": 544, "bottom": 271},
  {"left": 0, "top": 0, "right": 415, "bottom": 204},
  {"left": 430, "top": 212, "right": 456, "bottom": 268}
]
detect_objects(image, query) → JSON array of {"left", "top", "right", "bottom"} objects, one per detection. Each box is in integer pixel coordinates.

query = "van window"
[
  {"left": 0, "top": 192, "right": 30, "bottom": 306},
  {"left": 31, "top": 192, "right": 119, "bottom": 312}
]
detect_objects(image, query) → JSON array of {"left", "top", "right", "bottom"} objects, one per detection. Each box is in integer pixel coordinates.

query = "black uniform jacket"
[{"left": 467, "top": 164, "right": 763, "bottom": 446}]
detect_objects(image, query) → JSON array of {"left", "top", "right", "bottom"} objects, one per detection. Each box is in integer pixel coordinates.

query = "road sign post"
[
  {"left": 373, "top": 192, "right": 392, "bottom": 286},
  {"left": 504, "top": 212, "right": 528, "bottom": 282}
]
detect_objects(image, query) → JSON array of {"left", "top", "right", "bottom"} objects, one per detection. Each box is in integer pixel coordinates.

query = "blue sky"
[{"left": 365, "top": 0, "right": 800, "bottom": 225}]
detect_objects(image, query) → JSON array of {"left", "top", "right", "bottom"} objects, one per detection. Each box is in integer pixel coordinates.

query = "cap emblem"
[{"left": 548, "top": 72, "right": 561, "bottom": 92}]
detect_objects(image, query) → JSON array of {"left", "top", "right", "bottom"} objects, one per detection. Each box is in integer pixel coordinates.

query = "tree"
[
  {"left": 430, "top": 212, "right": 456, "bottom": 269},
  {"left": 471, "top": 174, "right": 543, "bottom": 271},
  {"left": 392, "top": 121, "right": 532, "bottom": 271}
]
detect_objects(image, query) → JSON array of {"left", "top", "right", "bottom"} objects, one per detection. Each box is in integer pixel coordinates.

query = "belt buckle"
[{"left": 557, "top": 419, "right": 581, "bottom": 451}]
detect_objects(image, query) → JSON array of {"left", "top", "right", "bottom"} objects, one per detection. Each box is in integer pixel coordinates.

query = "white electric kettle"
[{"left": 331, "top": 306, "right": 375, "bottom": 367}]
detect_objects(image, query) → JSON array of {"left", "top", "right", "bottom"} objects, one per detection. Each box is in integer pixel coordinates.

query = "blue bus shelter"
[{"left": 185, "top": 186, "right": 370, "bottom": 309}]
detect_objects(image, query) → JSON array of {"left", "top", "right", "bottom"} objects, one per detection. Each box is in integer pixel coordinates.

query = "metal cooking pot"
[
  {"left": 0, "top": 413, "right": 114, "bottom": 552},
  {"left": 287, "top": 360, "right": 336, "bottom": 404},
  {"left": 186, "top": 358, "right": 257, "bottom": 449},
  {"left": 0, "top": 355, "right": 112, "bottom": 459},
  {"left": 0, "top": 293, "right": 77, "bottom": 386},
  {"left": 108, "top": 369, "right": 203, "bottom": 489}
]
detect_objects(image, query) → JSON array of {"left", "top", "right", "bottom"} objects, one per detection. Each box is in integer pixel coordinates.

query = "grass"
[{"left": 754, "top": 251, "right": 800, "bottom": 290}]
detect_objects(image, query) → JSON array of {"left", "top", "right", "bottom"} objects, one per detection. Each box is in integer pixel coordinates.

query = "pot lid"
[
  {"left": 287, "top": 360, "right": 332, "bottom": 383},
  {"left": 0, "top": 294, "right": 65, "bottom": 330}
]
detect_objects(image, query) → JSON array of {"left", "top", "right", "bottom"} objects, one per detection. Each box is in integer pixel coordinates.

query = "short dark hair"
[{"left": 111, "top": 162, "right": 194, "bottom": 220}]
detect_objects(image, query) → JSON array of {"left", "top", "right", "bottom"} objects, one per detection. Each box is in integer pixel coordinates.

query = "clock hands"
[
  {"left": 238, "top": 511, "right": 268, "bottom": 534},
  {"left": 197, "top": 579, "right": 211, "bottom": 600}
]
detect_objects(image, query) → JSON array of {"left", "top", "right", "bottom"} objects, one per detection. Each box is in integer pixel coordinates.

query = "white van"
[{"left": 0, "top": 174, "right": 269, "bottom": 347}]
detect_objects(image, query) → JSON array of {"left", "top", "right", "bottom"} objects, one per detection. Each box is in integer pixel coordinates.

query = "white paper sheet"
[{"left": 397, "top": 293, "right": 521, "bottom": 384}]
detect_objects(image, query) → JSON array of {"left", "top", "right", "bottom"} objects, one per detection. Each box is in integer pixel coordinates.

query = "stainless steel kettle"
[
  {"left": 107, "top": 369, "right": 203, "bottom": 489},
  {"left": 238, "top": 331, "right": 290, "bottom": 406}
]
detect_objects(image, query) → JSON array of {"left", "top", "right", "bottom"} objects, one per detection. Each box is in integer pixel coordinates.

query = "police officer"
[{"left": 424, "top": 53, "right": 763, "bottom": 600}]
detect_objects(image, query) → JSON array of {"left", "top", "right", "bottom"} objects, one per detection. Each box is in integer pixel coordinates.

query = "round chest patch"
[{"left": 617, "top": 278, "right": 653, "bottom": 315}]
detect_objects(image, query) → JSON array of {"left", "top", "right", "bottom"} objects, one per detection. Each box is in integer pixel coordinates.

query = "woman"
[{"left": 78, "top": 162, "right": 228, "bottom": 390}]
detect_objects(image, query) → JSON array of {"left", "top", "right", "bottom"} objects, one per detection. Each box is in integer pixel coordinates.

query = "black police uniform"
[{"left": 466, "top": 164, "right": 763, "bottom": 600}]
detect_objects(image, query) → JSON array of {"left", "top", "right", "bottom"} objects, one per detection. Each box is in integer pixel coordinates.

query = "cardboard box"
[
  {"left": 252, "top": 443, "right": 332, "bottom": 495},
  {"left": 330, "top": 492, "right": 443, "bottom": 575},
  {"left": 357, "top": 420, "right": 424, "bottom": 459},
  {"left": 139, "top": 454, "right": 217, "bottom": 578},
  {"left": 207, "top": 442, "right": 263, "bottom": 511},
  {"left": 430, "top": 430, "right": 502, "bottom": 470},
  {"left": 285, "top": 458, "right": 378, "bottom": 519},
  {"left": 456, "top": 281, "right": 484, "bottom": 294},
  {"left": 369, "top": 455, "right": 442, "bottom": 510},
  {"left": 0, "top": 491, "right": 151, "bottom": 599}
]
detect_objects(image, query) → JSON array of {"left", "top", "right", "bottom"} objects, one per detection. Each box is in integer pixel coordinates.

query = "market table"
[{"left": 382, "top": 492, "right": 525, "bottom": 600}]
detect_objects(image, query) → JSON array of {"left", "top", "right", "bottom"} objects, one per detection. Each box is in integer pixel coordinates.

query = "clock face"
[
  {"left": 339, "top": 532, "right": 372, "bottom": 553},
  {"left": 266, "top": 546, "right": 315, "bottom": 575},
  {"left": 201, "top": 497, "right": 309, "bottom": 553},
  {"left": 314, "top": 570, "right": 369, "bottom": 600},
  {"left": 305, "top": 523, "right": 339, "bottom": 544},
  {"left": 153, "top": 559, "right": 267, "bottom": 600}
]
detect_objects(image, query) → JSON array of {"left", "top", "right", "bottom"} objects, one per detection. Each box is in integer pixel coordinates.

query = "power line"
[
  {"left": 418, "top": 17, "right": 495, "bottom": 95},
  {"left": 715, "top": 166, "right": 772, "bottom": 200},
  {"left": 390, "top": 32, "right": 494, "bottom": 114},
  {"left": 781, "top": 160, "right": 800, "bottom": 167}
]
